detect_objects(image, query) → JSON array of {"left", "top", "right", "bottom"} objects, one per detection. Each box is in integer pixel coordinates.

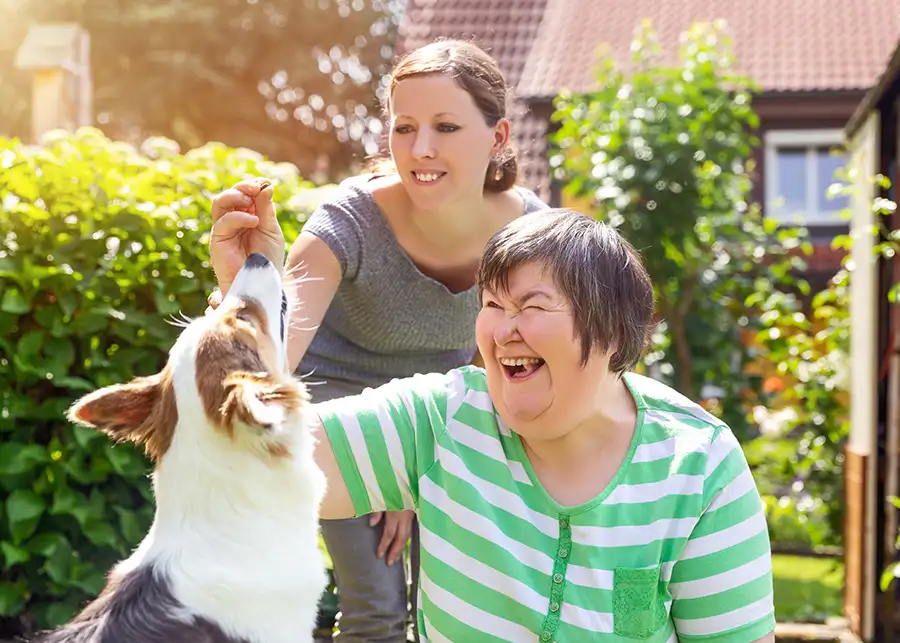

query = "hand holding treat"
[{"left": 209, "top": 178, "right": 285, "bottom": 300}]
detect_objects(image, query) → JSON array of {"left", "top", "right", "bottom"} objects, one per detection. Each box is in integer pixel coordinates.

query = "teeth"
[
  {"left": 415, "top": 172, "right": 441, "bottom": 182},
  {"left": 499, "top": 357, "right": 543, "bottom": 366}
]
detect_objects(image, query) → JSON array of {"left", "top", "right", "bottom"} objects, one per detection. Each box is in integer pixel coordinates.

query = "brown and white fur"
[{"left": 33, "top": 253, "right": 327, "bottom": 643}]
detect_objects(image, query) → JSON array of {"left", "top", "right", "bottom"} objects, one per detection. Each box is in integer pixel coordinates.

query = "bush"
[
  {"left": 550, "top": 20, "right": 809, "bottom": 438},
  {"left": 0, "top": 128, "right": 324, "bottom": 635}
]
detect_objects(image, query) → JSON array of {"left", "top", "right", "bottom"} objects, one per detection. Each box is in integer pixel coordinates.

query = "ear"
[
  {"left": 67, "top": 371, "right": 177, "bottom": 460},
  {"left": 492, "top": 118, "right": 511, "bottom": 153},
  {"left": 219, "top": 373, "right": 307, "bottom": 434}
]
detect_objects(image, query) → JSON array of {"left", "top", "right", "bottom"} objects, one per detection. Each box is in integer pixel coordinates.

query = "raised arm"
[
  {"left": 208, "top": 181, "right": 348, "bottom": 373},
  {"left": 283, "top": 233, "right": 342, "bottom": 373}
]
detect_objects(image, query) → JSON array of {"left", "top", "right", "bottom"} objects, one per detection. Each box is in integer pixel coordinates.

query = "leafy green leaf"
[
  {"left": 115, "top": 506, "right": 145, "bottom": 544},
  {"left": 1, "top": 541, "right": 30, "bottom": 569},
  {"left": 0, "top": 442, "right": 48, "bottom": 476},
  {"left": 43, "top": 599, "right": 81, "bottom": 628},
  {"left": 42, "top": 537, "right": 74, "bottom": 584},
  {"left": 0, "top": 287, "right": 30, "bottom": 314},
  {"left": 26, "top": 531, "right": 69, "bottom": 558},
  {"left": 82, "top": 520, "right": 120, "bottom": 549},
  {"left": 881, "top": 561, "right": 900, "bottom": 591},
  {"left": 49, "top": 486, "right": 92, "bottom": 528},
  {"left": 0, "top": 580, "right": 27, "bottom": 616},
  {"left": 5, "top": 489, "right": 46, "bottom": 542}
]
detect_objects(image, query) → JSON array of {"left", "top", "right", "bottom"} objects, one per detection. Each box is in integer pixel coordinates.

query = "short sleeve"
[
  {"left": 515, "top": 185, "right": 550, "bottom": 214},
  {"left": 314, "top": 370, "right": 451, "bottom": 517},
  {"left": 301, "top": 185, "right": 366, "bottom": 280},
  {"left": 669, "top": 427, "right": 776, "bottom": 643}
]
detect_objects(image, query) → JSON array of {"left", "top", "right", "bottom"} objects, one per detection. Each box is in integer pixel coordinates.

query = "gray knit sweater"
[{"left": 296, "top": 173, "right": 548, "bottom": 402}]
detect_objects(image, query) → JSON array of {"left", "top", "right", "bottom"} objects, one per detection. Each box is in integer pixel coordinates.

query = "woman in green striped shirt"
[{"left": 235, "top": 207, "right": 776, "bottom": 642}]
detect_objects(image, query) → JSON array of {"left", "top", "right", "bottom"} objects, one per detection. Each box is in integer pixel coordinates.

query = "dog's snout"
[{"left": 245, "top": 253, "right": 271, "bottom": 270}]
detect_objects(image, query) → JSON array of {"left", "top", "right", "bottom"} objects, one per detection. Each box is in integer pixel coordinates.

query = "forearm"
[{"left": 283, "top": 233, "right": 343, "bottom": 374}]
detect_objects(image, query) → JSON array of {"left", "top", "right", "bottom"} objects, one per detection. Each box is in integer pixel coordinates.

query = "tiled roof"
[
  {"left": 517, "top": 0, "right": 900, "bottom": 98},
  {"left": 396, "top": 0, "right": 550, "bottom": 87},
  {"left": 394, "top": 0, "right": 900, "bottom": 202}
]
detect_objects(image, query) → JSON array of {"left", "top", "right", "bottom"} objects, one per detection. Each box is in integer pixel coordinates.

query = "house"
[
  {"left": 844, "top": 39, "right": 900, "bottom": 643},
  {"left": 396, "top": 0, "right": 900, "bottom": 280},
  {"left": 398, "top": 2, "right": 900, "bottom": 640}
]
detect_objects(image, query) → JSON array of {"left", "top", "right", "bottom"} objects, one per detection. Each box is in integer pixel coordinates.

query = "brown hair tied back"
[{"left": 388, "top": 38, "right": 519, "bottom": 192}]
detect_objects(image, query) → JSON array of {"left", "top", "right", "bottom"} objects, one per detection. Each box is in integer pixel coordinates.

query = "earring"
[{"left": 494, "top": 162, "right": 503, "bottom": 183}]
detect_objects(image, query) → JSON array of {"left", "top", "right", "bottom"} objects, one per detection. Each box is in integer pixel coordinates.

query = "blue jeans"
[{"left": 320, "top": 516, "right": 420, "bottom": 643}]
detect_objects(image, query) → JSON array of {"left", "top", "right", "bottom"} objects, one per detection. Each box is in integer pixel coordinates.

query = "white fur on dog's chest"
[
  {"left": 140, "top": 414, "right": 329, "bottom": 643},
  {"left": 174, "top": 546, "right": 328, "bottom": 643}
]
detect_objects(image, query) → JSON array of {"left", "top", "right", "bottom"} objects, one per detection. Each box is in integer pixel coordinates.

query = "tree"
[
  {"left": 0, "top": 0, "right": 404, "bottom": 179},
  {"left": 551, "top": 20, "right": 808, "bottom": 437},
  {"left": 748, "top": 176, "right": 898, "bottom": 548}
]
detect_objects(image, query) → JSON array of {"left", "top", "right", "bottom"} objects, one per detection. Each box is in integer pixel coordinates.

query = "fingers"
[
  {"left": 375, "top": 511, "right": 413, "bottom": 567},
  {"left": 211, "top": 178, "right": 272, "bottom": 223},
  {"left": 211, "top": 188, "right": 255, "bottom": 223},
  {"left": 254, "top": 183, "right": 278, "bottom": 229},
  {"left": 386, "top": 522, "right": 411, "bottom": 567},
  {"left": 375, "top": 514, "right": 394, "bottom": 562},
  {"left": 210, "top": 210, "right": 260, "bottom": 240},
  {"left": 369, "top": 511, "right": 384, "bottom": 527}
]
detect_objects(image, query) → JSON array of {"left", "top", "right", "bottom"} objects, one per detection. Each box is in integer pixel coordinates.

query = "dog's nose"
[{"left": 245, "top": 253, "right": 271, "bottom": 269}]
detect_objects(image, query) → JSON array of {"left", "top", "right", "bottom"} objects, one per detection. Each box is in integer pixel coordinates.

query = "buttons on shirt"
[{"left": 544, "top": 515, "right": 570, "bottom": 643}]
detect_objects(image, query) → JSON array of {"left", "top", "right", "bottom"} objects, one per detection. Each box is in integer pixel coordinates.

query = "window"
[{"left": 764, "top": 129, "right": 850, "bottom": 225}]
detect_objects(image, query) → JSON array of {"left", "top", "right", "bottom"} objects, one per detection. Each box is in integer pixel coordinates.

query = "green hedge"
[{"left": 0, "top": 128, "right": 330, "bottom": 635}]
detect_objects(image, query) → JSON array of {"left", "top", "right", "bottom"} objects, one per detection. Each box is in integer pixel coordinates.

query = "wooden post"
[
  {"left": 13, "top": 23, "right": 92, "bottom": 143},
  {"left": 845, "top": 109, "right": 881, "bottom": 642}
]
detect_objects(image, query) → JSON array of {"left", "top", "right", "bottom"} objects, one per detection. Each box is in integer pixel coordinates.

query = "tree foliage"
[
  {"left": 0, "top": 0, "right": 403, "bottom": 179},
  {"left": 551, "top": 20, "right": 809, "bottom": 438},
  {"left": 0, "top": 127, "right": 327, "bottom": 636}
]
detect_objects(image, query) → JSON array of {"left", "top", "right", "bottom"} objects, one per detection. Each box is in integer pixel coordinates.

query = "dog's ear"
[
  {"left": 67, "top": 370, "right": 177, "bottom": 461},
  {"left": 218, "top": 373, "right": 307, "bottom": 434}
]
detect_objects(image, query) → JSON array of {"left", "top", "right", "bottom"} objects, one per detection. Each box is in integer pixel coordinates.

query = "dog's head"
[{"left": 67, "top": 253, "right": 306, "bottom": 463}]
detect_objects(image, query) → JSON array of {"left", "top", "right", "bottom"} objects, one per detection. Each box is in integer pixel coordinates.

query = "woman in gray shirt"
[{"left": 207, "top": 39, "right": 547, "bottom": 643}]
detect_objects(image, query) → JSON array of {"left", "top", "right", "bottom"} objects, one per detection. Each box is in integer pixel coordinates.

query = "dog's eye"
[{"left": 236, "top": 311, "right": 254, "bottom": 324}]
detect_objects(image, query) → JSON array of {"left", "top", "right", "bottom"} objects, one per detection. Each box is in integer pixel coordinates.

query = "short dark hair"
[{"left": 476, "top": 209, "right": 656, "bottom": 374}]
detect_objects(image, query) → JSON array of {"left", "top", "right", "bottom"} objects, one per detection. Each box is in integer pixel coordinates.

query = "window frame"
[{"left": 763, "top": 129, "right": 848, "bottom": 226}]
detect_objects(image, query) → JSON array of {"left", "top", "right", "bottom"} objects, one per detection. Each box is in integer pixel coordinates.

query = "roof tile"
[
  {"left": 517, "top": 0, "right": 900, "bottom": 97},
  {"left": 396, "top": 0, "right": 551, "bottom": 86}
]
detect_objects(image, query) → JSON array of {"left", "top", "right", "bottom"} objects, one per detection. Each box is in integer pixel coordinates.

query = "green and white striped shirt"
[{"left": 318, "top": 366, "right": 775, "bottom": 643}]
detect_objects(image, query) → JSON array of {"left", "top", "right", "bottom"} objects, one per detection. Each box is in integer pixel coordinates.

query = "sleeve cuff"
[{"left": 677, "top": 612, "right": 775, "bottom": 643}]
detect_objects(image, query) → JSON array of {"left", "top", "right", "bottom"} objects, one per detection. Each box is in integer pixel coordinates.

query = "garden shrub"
[{"left": 0, "top": 127, "right": 328, "bottom": 635}]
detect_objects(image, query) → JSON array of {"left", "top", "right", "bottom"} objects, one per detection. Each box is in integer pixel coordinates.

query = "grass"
[{"left": 772, "top": 554, "right": 845, "bottom": 623}]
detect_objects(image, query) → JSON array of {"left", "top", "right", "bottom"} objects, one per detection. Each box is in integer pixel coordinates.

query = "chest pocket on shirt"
[{"left": 612, "top": 566, "right": 666, "bottom": 639}]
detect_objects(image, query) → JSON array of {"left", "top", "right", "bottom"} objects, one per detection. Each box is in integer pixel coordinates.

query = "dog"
[{"left": 33, "top": 253, "right": 328, "bottom": 643}]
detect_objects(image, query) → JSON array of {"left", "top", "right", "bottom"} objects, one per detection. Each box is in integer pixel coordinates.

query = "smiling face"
[
  {"left": 388, "top": 73, "right": 509, "bottom": 210},
  {"left": 476, "top": 261, "right": 616, "bottom": 439}
]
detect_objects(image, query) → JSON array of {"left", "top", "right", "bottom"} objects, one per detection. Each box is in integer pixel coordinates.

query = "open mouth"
[
  {"left": 412, "top": 171, "right": 446, "bottom": 185},
  {"left": 499, "top": 357, "right": 546, "bottom": 381}
]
